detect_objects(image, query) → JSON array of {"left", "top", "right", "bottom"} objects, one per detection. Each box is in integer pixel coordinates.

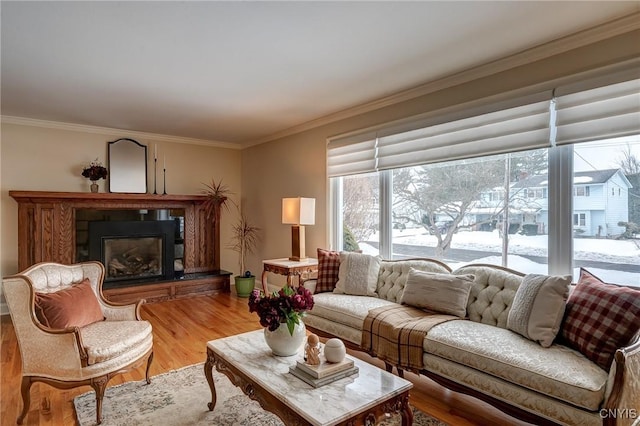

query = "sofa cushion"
[
  {"left": 316, "top": 248, "right": 340, "bottom": 293},
  {"left": 377, "top": 259, "right": 451, "bottom": 303},
  {"left": 424, "top": 320, "right": 608, "bottom": 411},
  {"left": 308, "top": 293, "right": 396, "bottom": 330},
  {"left": 561, "top": 268, "right": 640, "bottom": 370},
  {"left": 401, "top": 269, "right": 474, "bottom": 318},
  {"left": 334, "top": 252, "right": 381, "bottom": 296},
  {"left": 507, "top": 273, "right": 571, "bottom": 347},
  {"left": 421, "top": 353, "right": 603, "bottom": 426},
  {"left": 34, "top": 278, "right": 104, "bottom": 329},
  {"left": 80, "top": 320, "right": 153, "bottom": 365}
]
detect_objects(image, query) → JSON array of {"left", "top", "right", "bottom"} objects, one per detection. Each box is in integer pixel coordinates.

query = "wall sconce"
[{"left": 282, "top": 197, "right": 315, "bottom": 261}]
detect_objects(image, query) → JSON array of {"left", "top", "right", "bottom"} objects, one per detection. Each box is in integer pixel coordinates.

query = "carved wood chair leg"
[
  {"left": 145, "top": 351, "right": 154, "bottom": 384},
  {"left": 17, "top": 376, "right": 33, "bottom": 424},
  {"left": 91, "top": 376, "right": 109, "bottom": 425}
]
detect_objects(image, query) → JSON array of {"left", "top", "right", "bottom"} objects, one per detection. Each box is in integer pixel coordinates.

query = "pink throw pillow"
[{"left": 34, "top": 278, "right": 105, "bottom": 329}]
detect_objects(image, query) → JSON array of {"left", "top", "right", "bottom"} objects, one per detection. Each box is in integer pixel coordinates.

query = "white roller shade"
[
  {"left": 555, "top": 76, "right": 640, "bottom": 145},
  {"left": 327, "top": 131, "right": 377, "bottom": 177},
  {"left": 327, "top": 93, "right": 552, "bottom": 178},
  {"left": 376, "top": 99, "right": 551, "bottom": 170}
]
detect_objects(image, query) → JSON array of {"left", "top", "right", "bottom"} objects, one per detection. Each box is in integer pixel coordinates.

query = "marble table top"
[{"left": 207, "top": 330, "right": 413, "bottom": 426}]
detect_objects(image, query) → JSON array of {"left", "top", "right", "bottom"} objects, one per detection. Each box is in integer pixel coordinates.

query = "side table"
[{"left": 261, "top": 258, "right": 318, "bottom": 293}]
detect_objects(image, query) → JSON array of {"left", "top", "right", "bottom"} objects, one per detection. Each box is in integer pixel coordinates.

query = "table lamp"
[{"left": 282, "top": 197, "right": 315, "bottom": 261}]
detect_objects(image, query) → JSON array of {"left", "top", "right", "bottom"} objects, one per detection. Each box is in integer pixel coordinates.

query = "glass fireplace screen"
[{"left": 104, "top": 237, "right": 163, "bottom": 281}]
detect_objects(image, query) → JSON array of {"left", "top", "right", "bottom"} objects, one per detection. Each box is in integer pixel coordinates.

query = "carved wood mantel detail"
[{"left": 9, "top": 191, "right": 229, "bottom": 303}]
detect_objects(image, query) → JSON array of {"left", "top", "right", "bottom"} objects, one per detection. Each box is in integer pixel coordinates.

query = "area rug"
[{"left": 74, "top": 363, "right": 448, "bottom": 426}]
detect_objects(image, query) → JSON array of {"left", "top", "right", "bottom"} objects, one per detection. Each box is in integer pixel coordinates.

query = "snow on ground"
[
  {"left": 360, "top": 228, "right": 640, "bottom": 287},
  {"left": 370, "top": 228, "right": 640, "bottom": 264}
]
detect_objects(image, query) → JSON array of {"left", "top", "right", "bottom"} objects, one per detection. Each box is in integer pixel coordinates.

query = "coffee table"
[{"left": 205, "top": 330, "right": 414, "bottom": 426}]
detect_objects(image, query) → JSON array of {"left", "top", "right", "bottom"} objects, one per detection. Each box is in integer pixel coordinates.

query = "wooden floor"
[{"left": 0, "top": 293, "right": 531, "bottom": 426}]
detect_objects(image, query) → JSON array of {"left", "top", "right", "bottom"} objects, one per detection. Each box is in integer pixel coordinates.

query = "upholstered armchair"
[{"left": 3, "top": 261, "right": 154, "bottom": 425}]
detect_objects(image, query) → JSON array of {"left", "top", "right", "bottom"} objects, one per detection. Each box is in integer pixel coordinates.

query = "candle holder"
[
  {"left": 153, "top": 158, "right": 158, "bottom": 195},
  {"left": 163, "top": 168, "right": 167, "bottom": 195}
]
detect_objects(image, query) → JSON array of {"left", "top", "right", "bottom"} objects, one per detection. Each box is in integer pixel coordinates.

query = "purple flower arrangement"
[
  {"left": 249, "top": 285, "right": 314, "bottom": 335},
  {"left": 81, "top": 159, "right": 108, "bottom": 181}
]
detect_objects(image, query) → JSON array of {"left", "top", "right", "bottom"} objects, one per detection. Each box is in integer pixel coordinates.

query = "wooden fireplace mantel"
[{"left": 9, "top": 190, "right": 230, "bottom": 303}]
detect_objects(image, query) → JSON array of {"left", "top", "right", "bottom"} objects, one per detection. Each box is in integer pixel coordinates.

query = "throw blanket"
[{"left": 361, "top": 305, "right": 457, "bottom": 371}]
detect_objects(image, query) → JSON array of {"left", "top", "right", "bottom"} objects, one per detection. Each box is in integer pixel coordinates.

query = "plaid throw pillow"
[
  {"left": 316, "top": 249, "right": 340, "bottom": 293},
  {"left": 561, "top": 269, "right": 640, "bottom": 370}
]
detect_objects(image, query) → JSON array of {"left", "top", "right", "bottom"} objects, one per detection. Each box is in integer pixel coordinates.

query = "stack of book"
[{"left": 289, "top": 356, "right": 359, "bottom": 387}]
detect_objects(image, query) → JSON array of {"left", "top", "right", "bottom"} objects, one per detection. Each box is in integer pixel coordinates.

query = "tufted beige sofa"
[{"left": 303, "top": 259, "right": 640, "bottom": 426}]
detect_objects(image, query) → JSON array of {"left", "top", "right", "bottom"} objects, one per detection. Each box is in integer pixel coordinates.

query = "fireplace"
[
  {"left": 10, "top": 191, "right": 231, "bottom": 304},
  {"left": 89, "top": 220, "right": 176, "bottom": 285}
]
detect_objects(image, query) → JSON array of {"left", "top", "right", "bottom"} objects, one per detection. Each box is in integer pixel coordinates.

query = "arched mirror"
[{"left": 108, "top": 138, "right": 148, "bottom": 193}]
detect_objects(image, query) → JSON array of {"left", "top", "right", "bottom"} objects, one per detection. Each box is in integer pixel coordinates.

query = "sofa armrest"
[
  {"left": 604, "top": 332, "right": 640, "bottom": 426},
  {"left": 302, "top": 279, "right": 317, "bottom": 294},
  {"left": 100, "top": 298, "right": 145, "bottom": 321}
]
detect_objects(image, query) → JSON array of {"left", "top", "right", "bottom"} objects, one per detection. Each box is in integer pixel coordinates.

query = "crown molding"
[
  {"left": 0, "top": 115, "right": 242, "bottom": 150},
  {"left": 244, "top": 12, "right": 640, "bottom": 148}
]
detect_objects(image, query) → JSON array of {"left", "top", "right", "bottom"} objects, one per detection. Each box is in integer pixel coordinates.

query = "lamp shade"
[{"left": 282, "top": 197, "right": 315, "bottom": 225}]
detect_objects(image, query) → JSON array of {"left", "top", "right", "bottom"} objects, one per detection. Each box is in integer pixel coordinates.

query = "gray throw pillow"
[
  {"left": 507, "top": 273, "right": 571, "bottom": 348},
  {"left": 400, "top": 268, "right": 474, "bottom": 318},
  {"left": 333, "top": 252, "right": 381, "bottom": 296}
]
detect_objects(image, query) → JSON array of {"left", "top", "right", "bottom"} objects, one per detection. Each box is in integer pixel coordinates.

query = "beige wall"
[
  {"left": 0, "top": 123, "right": 242, "bottom": 311},
  {"left": 1, "top": 29, "right": 638, "bottom": 295},
  {"left": 241, "top": 30, "right": 640, "bottom": 284}
]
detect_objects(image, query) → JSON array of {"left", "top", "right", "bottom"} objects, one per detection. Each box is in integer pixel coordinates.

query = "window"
[
  {"left": 329, "top": 70, "right": 640, "bottom": 287},
  {"left": 529, "top": 188, "right": 546, "bottom": 199},
  {"left": 338, "top": 173, "right": 379, "bottom": 255},
  {"left": 389, "top": 150, "right": 548, "bottom": 269},
  {"left": 574, "top": 186, "right": 590, "bottom": 196},
  {"left": 573, "top": 137, "right": 639, "bottom": 285}
]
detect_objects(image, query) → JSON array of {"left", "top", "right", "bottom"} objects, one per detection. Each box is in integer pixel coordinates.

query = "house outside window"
[{"left": 328, "top": 71, "right": 639, "bottom": 287}]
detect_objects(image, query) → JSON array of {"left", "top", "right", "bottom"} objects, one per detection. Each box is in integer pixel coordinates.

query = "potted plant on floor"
[
  {"left": 202, "top": 178, "right": 260, "bottom": 297},
  {"left": 229, "top": 213, "right": 261, "bottom": 297}
]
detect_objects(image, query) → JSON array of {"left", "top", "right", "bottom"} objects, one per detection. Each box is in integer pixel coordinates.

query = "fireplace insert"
[{"left": 89, "top": 220, "right": 176, "bottom": 285}]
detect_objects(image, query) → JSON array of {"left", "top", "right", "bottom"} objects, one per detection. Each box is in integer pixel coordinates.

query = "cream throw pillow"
[
  {"left": 507, "top": 273, "right": 571, "bottom": 348},
  {"left": 400, "top": 268, "right": 474, "bottom": 318},
  {"left": 333, "top": 252, "right": 381, "bottom": 296}
]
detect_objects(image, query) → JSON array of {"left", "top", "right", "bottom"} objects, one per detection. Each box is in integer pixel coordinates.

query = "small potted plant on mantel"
[
  {"left": 202, "top": 178, "right": 233, "bottom": 220},
  {"left": 81, "top": 159, "right": 108, "bottom": 193},
  {"left": 202, "top": 179, "right": 260, "bottom": 297}
]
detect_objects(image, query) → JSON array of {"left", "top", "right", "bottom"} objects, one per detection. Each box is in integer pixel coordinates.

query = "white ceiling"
[{"left": 1, "top": 1, "right": 638, "bottom": 147}]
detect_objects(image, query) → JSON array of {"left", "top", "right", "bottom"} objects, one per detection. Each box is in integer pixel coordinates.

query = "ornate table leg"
[
  {"left": 261, "top": 269, "right": 269, "bottom": 294},
  {"left": 204, "top": 348, "right": 217, "bottom": 411},
  {"left": 400, "top": 393, "right": 413, "bottom": 426}
]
